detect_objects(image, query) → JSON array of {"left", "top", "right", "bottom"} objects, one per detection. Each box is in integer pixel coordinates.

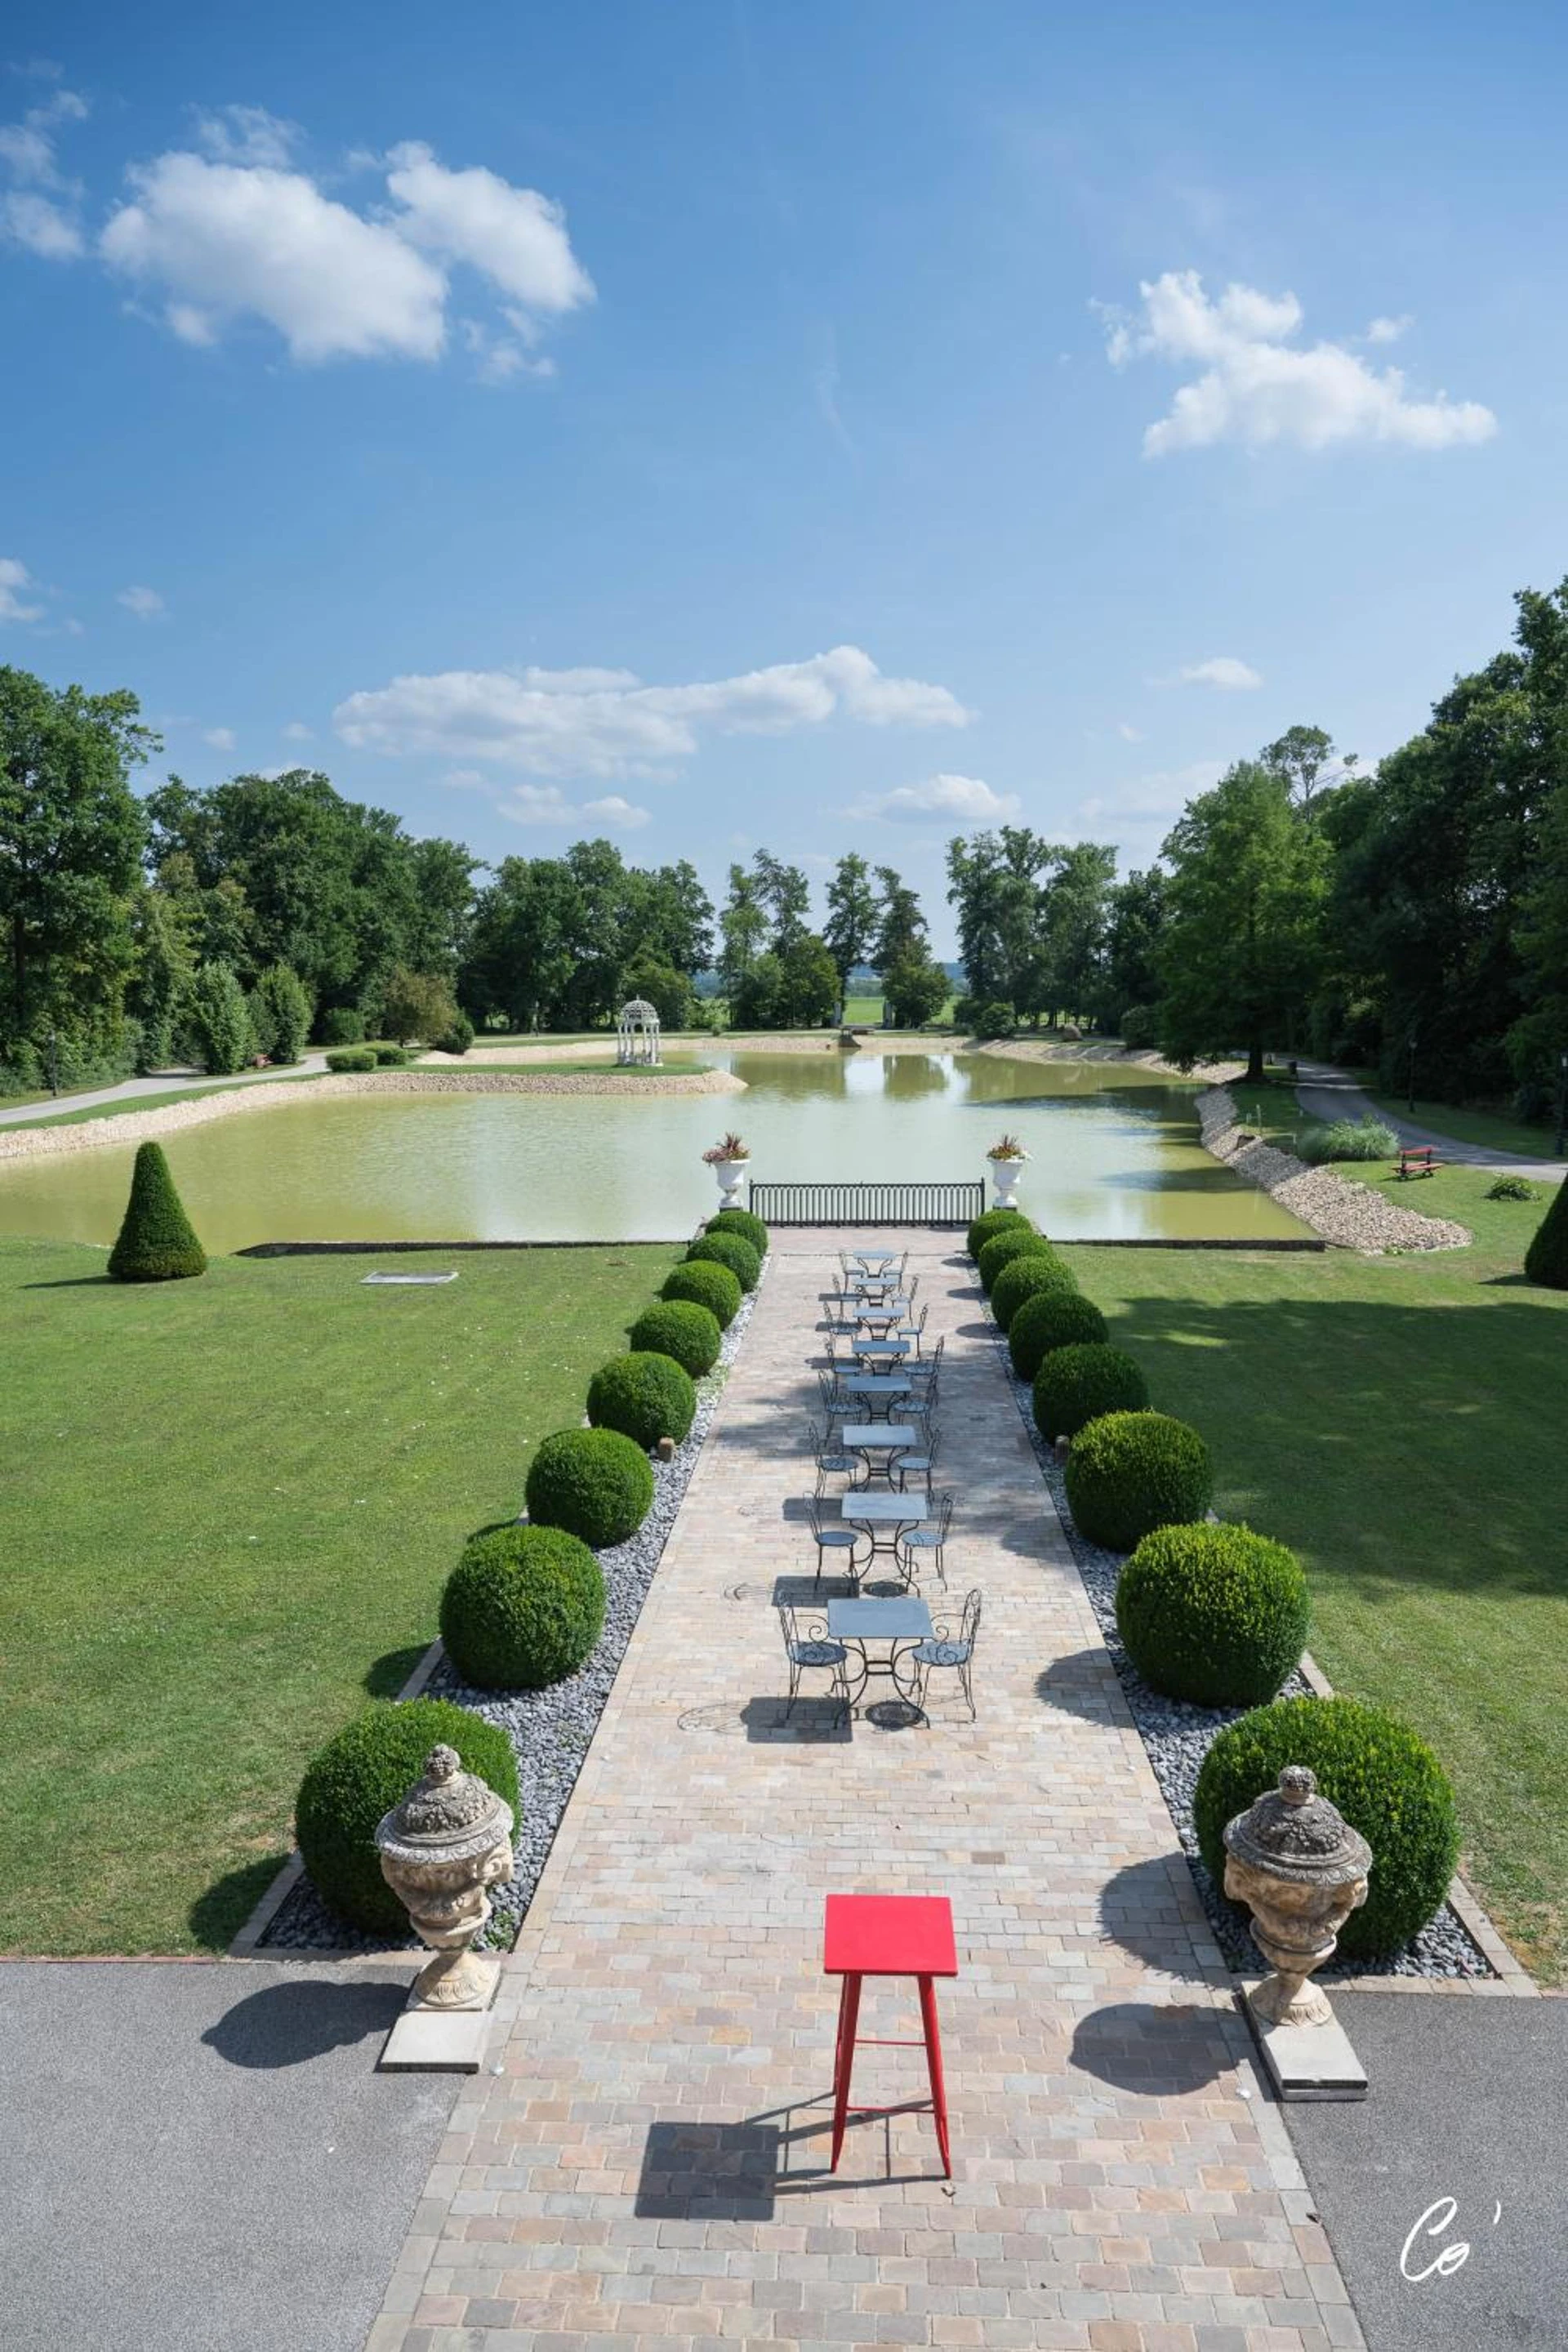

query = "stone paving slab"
[{"left": 368, "top": 1234, "right": 1365, "bottom": 2352}]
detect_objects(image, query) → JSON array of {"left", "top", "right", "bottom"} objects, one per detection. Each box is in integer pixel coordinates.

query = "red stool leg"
[
  {"left": 829, "top": 1971, "right": 862, "bottom": 2172},
  {"left": 917, "top": 1973, "right": 951, "bottom": 2176}
]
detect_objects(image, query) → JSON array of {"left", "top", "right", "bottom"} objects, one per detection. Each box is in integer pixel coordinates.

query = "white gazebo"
[{"left": 616, "top": 996, "right": 662, "bottom": 1067}]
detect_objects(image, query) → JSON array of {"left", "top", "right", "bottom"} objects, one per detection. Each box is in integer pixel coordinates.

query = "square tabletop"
[
  {"left": 823, "top": 1891, "right": 956, "bottom": 1978},
  {"left": 854, "top": 1298, "right": 910, "bottom": 1321},
  {"left": 837, "top": 1494, "right": 931, "bottom": 1525},
  {"left": 827, "top": 1595, "right": 932, "bottom": 1641},
  {"left": 840, "top": 1373, "right": 912, "bottom": 1394},
  {"left": 849, "top": 1250, "right": 898, "bottom": 1265},
  {"left": 851, "top": 1337, "right": 911, "bottom": 1358},
  {"left": 839, "top": 1423, "right": 918, "bottom": 1450}
]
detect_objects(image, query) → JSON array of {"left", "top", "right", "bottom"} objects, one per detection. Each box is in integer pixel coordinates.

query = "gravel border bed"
[
  {"left": 261, "top": 1270, "right": 762, "bottom": 1952},
  {"left": 989, "top": 1308, "right": 1493, "bottom": 1981}
]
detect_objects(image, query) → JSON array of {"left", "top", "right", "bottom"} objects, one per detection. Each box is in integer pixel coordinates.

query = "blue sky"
[{"left": 2, "top": 0, "right": 1565, "bottom": 953}]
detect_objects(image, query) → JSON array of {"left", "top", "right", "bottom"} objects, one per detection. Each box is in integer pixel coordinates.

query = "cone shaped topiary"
[
  {"left": 1524, "top": 1179, "right": 1568, "bottom": 1288},
  {"left": 107, "top": 1142, "right": 207, "bottom": 1281}
]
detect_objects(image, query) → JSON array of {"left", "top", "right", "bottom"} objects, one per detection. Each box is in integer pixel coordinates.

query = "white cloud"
[
  {"left": 335, "top": 645, "right": 971, "bottom": 779},
  {"left": 0, "top": 189, "right": 82, "bottom": 256},
  {"left": 0, "top": 557, "right": 43, "bottom": 623},
  {"left": 1100, "top": 270, "right": 1495, "bottom": 455},
  {"left": 203, "top": 725, "right": 236, "bottom": 751},
  {"left": 850, "top": 773, "right": 1018, "bottom": 824},
  {"left": 1162, "top": 656, "right": 1263, "bottom": 692},
  {"left": 117, "top": 583, "right": 166, "bottom": 621},
  {"left": 1365, "top": 314, "right": 1412, "bottom": 345},
  {"left": 492, "top": 783, "right": 651, "bottom": 830},
  {"left": 0, "top": 80, "right": 87, "bottom": 256},
  {"left": 282, "top": 719, "right": 314, "bottom": 741},
  {"left": 193, "top": 105, "right": 300, "bottom": 169},
  {"left": 385, "top": 141, "right": 593, "bottom": 318},
  {"left": 1116, "top": 721, "right": 1144, "bottom": 742}
]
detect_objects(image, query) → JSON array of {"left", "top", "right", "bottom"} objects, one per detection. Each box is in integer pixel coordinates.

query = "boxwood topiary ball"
[
  {"left": 967, "top": 1207, "right": 1036, "bottom": 1261},
  {"left": 1193, "top": 1694, "right": 1460, "bottom": 1957},
  {"left": 989, "top": 1250, "right": 1076, "bottom": 1334},
  {"left": 587, "top": 1351, "right": 697, "bottom": 1450},
  {"left": 629, "top": 1298, "right": 722, "bottom": 1377},
  {"left": 1062, "top": 1410, "right": 1212, "bottom": 1552},
  {"left": 1010, "top": 1289, "right": 1107, "bottom": 1380},
  {"left": 976, "top": 1226, "right": 1052, "bottom": 1296},
  {"left": 525, "top": 1427, "right": 655, "bottom": 1547},
  {"left": 661, "top": 1258, "right": 742, "bottom": 1329},
  {"left": 440, "top": 1523, "right": 606, "bottom": 1691},
  {"left": 1032, "top": 1341, "right": 1148, "bottom": 1438},
  {"left": 687, "top": 1230, "right": 761, "bottom": 1292},
  {"left": 706, "top": 1207, "right": 769, "bottom": 1257},
  {"left": 1116, "top": 1521, "right": 1307, "bottom": 1705},
  {"left": 295, "top": 1697, "right": 519, "bottom": 1933}
]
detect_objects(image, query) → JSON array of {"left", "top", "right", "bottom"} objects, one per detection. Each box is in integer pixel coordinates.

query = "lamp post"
[
  {"left": 1405, "top": 1027, "right": 1418, "bottom": 1117},
  {"left": 1556, "top": 1050, "right": 1566, "bottom": 1162}
]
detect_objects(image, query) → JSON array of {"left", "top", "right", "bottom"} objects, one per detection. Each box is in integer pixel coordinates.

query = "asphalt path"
[
  {"left": 1284, "top": 1990, "right": 1568, "bottom": 2350},
  {"left": 0, "top": 1058, "right": 330, "bottom": 1129},
  {"left": 1292, "top": 1059, "right": 1565, "bottom": 1181},
  {"left": 0, "top": 1958, "right": 458, "bottom": 2352}
]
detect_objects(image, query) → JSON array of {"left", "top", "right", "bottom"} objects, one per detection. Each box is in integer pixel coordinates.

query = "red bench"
[{"left": 1397, "top": 1144, "right": 1442, "bottom": 1179}]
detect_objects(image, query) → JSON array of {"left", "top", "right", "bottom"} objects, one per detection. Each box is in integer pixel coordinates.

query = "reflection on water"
[{"left": 0, "top": 1050, "right": 1305, "bottom": 1251}]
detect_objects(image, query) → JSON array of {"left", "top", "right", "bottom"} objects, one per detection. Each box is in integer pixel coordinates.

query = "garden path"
[
  {"left": 1292, "top": 1061, "right": 1565, "bottom": 1178},
  {"left": 368, "top": 1235, "right": 1365, "bottom": 2352},
  {"left": 0, "top": 1053, "right": 330, "bottom": 1125}
]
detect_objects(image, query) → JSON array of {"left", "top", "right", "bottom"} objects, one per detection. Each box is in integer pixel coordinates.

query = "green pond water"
[{"left": 0, "top": 1052, "right": 1304, "bottom": 1252}]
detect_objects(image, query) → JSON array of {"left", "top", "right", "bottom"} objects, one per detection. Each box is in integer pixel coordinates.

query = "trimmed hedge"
[
  {"left": 107, "top": 1142, "right": 207, "bottom": 1281},
  {"left": 1525, "top": 1179, "right": 1568, "bottom": 1288},
  {"left": 525, "top": 1427, "right": 654, "bottom": 1547},
  {"left": 1116, "top": 1521, "right": 1307, "bottom": 1705},
  {"left": 662, "top": 1257, "right": 742, "bottom": 1329},
  {"left": 1011, "top": 1291, "right": 1108, "bottom": 1381},
  {"left": 1062, "top": 1410, "right": 1213, "bottom": 1552},
  {"left": 967, "top": 1207, "right": 1035, "bottom": 1261},
  {"left": 587, "top": 1351, "right": 697, "bottom": 1449},
  {"left": 295, "top": 1697, "right": 519, "bottom": 1933},
  {"left": 989, "top": 1250, "right": 1076, "bottom": 1334},
  {"left": 440, "top": 1523, "right": 605, "bottom": 1690},
  {"left": 1193, "top": 1695, "right": 1460, "bottom": 1957},
  {"left": 372, "top": 1042, "right": 409, "bottom": 1067},
  {"left": 325, "top": 1046, "right": 377, "bottom": 1073},
  {"left": 629, "top": 1298, "right": 722, "bottom": 1377},
  {"left": 976, "top": 1226, "right": 1052, "bottom": 1296},
  {"left": 706, "top": 1207, "right": 768, "bottom": 1258},
  {"left": 687, "top": 1230, "right": 760, "bottom": 1292},
  {"left": 1032, "top": 1341, "right": 1148, "bottom": 1438}
]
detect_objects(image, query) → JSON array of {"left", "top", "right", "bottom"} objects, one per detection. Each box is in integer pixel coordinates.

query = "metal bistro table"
[
  {"left": 840, "top": 1422, "right": 917, "bottom": 1488},
  {"left": 848, "top": 1249, "right": 898, "bottom": 1272},
  {"left": 849, "top": 1334, "right": 911, "bottom": 1366},
  {"left": 826, "top": 1594, "right": 933, "bottom": 1708},
  {"left": 839, "top": 1372, "right": 913, "bottom": 1420},
  {"left": 836, "top": 1490, "right": 931, "bottom": 1568}
]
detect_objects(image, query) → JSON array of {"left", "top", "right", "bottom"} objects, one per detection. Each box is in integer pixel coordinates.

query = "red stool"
[{"left": 822, "top": 1893, "right": 956, "bottom": 2176}]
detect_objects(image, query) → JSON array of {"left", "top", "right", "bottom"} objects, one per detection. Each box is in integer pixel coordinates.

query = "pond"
[{"left": 0, "top": 1051, "right": 1304, "bottom": 1252}]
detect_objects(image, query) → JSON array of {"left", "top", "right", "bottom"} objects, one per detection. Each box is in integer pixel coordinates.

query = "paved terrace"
[{"left": 369, "top": 1233, "right": 1363, "bottom": 2352}]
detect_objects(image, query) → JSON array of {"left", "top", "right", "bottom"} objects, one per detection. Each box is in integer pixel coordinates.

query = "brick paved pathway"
[{"left": 368, "top": 1236, "right": 1364, "bottom": 2352}]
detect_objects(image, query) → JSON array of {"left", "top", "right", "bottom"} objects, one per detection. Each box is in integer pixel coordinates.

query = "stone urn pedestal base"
[
  {"left": 1237, "top": 1984, "right": 1368, "bottom": 2102},
  {"left": 380, "top": 1963, "right": 502, "bottom": 2074}
]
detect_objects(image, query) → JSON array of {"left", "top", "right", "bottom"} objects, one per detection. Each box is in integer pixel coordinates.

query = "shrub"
[
  {"left": 973, "top": 1000, "right": 1016, "bottom": 1040},
  {"left": 990, "top": 1250, "right": 1076, "bottom": 1334},
  {"left": 662, "top": 1258, "right": 742, "bottom": 1328},
  {"left": 107, "top": 1143, "right": 207, "bottom": 1281},
  {"left": 967, "top": 1206, "right": 1036, "bottom": 1260},
  {"left": 1063, "top": 1410, "right": 1213, "bottom": 1552},
  {"left": 1032, "top": 1340, "right": 1147, "bottom": 1437},
  {"left": 379, "top": 964, "right": 458, "bottom": 1046},
  {"left": 1193, "top": 1695, "right": 1460, "bottom": 1957},
  {"left": 706, "top": 1207, "right": 769, "bottom": 1257},
  {"left": 1525, "top": 1182, "right": 1568, "bottom": 1286},
  {"left": 629, "top": 1299, "right": 722, "bottom": 1377},
  {"left": 1007, "top": 1284, "right": 1102, "bottom": 1379},
  {"left": 687, "top": 1230, "right": 760, "bottom": 1292},
  {"left": 440, "top": 1523, "right": 605, "bottom": 1690},
  {"left": 1486, "top": 1174, "right": 1539, "bottom": 1202},
  {"left": 326, "top": 1046, "right": 378, "bottom": 1073},
  {"left": 295, "top": 1697, "right": 519, "bottom": 1933},
  {"left": 189, "top": 960, "right": 252, "bottom": 1074},
  {"left": 1119, "top": 1003, "right": 1159, "bottom": 1051},
  {"left": 1297, "top": 1116, "right": 1399, "bottom": 1165},
  {"left": 587, "top": 1350, "right": 697, "bottom": 1449},
  {"left": 976, "top": 1226, "right": 1052, "bottom": 1295},
  {"left": 435, "top": 1012, "right": 475, "bottom": 1056},
  {"left": 253, "top": 963, "right": 313, "bottom": 1065},
  {"left": 526, "top": 1427, "right": 655, "bottom": 1546},
  {"left": 1116, "top": 1521, "right": 1307, "bottom": 1705},
  {"left": 319, "top": 1006, "right": 366, "bottom": 1046},
  {"left": 372, "top": 1043, "right": 410, "bottom": 1067}
]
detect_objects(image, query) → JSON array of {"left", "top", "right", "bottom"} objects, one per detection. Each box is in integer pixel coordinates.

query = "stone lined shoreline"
[
  {"left": 1196, "top": 1083, "right": 1472, "bottom": 1253},
  {"left": 0, "top": 1064, "right": 744, "bottom": 1165}
]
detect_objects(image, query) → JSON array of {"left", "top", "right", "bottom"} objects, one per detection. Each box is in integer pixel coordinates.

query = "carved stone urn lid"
[
  {"left": 374, "top": 1744, "right": 514, "bottom": 1868},
  {"left": 1223, "top": 1766, "right": 1371, "bottom": 1887}
]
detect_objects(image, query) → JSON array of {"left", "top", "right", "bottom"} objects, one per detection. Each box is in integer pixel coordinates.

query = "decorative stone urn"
[
  {"left": 712, "top": 1156, "right": 749, "bottom": 1208},
  {"left": 1223, "top": 1765, "right": 1371, "bottom": 2029},
  {"left": 375, "top": 1744, "right": 515, "bottom": 2012},
  {"left": 988, "top": 1156, "right": 1024, "bottom": 1209}
]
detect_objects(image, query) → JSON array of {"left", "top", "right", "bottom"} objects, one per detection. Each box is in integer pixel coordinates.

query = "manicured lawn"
[
  {"left": 1361, "top": 1086, "right": 1566, "bottom": 1161},
  {"left": 0, "top": 1236, "right": 681, "bottom": 1956},
  {"left": 1066, "top": 1162, "right": 1568, "bottom": 1981}
]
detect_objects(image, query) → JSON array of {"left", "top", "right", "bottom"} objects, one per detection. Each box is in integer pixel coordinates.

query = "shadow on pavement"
[
  {"left": 1069, "top": 2000, "right": 1236, "bottom": 2095},
  {"left": 201, "top": 1975, "right": 409, "bottom": 2068}
]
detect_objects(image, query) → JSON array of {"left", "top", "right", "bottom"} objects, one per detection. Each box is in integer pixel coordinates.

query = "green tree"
[
  {"left": 1102, "top": 868, "right": 1166, "bottom": 1025},
  {"left": 882, "top": 949, "right": 949, "bottom": 1028},
  {"left": 823, "top": 853, "right": 879, "bottom": 1013},
  {"left": 187, "top": 960, "right": 252, "bottom": 1074},
  {"left": 378, "top": 964, "right": 458, "bottom": 1045},
  {"left": 1157, "top": 764, "right": 1330, "bottom": 1082},
  {"left": 718, "top": 864, "right": 769, "bottom": 1008},
  {"left": 872, "top": 865, "right": 928, "bottom": 970},
  {"left": 1260, "top": 724, "right": 1349, "bottom": 819},
  {"left": 1037, "top": 842, "right": 1116, "bottom": 1022},
  {"left": 751, "top": 849, "right": 812, "bottom": 953},
  {"left": 253, "top": 963, "right": 313, "bottom": 1063},
  {"left": 620, "top": 954, "right": 694, "bottom": 1030},
  {"left": 130, "top": 889, "right": 197, "bottom": 1071},
  {"left": 945, "top": 827, "right": 1059, "bottom": 1013}
]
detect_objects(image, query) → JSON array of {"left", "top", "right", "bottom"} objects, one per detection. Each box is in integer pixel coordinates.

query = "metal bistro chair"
[
  {"left": 906, "top": 1332, "right": 944, "bottom": 1396},
  {"left": 777, "top": 1601, "right": 849, "bottom": 1721},
  {"left": 897, "top": 1488, "right": 954, "bottom": 1588},
  {"left": 817, "top": 1365, "right": 853, "bottom": 1423},
  {"left": 910, "top": 1588, "right": 982, "bottom": 1721},
  {"left": 896, "top": 1298, "right": 930, "bottom": 1358},
  {"left": 894, "top": 1416, "right": 940, "bottom": 1495},
  {"left": 806, "top": 1490, "right": 871, "bottom": 1592},
  {"left": 806, "top": 1415, "right": 860, "bottom": 1494}
]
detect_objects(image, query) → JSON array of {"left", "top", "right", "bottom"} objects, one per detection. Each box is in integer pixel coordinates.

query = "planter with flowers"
[
  {"left": 702, "top": 1131, "right": 751, "bottom": 1208},
  {"left": 986, "top": 1134, "right": 1028, "bottom": 1209}
]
